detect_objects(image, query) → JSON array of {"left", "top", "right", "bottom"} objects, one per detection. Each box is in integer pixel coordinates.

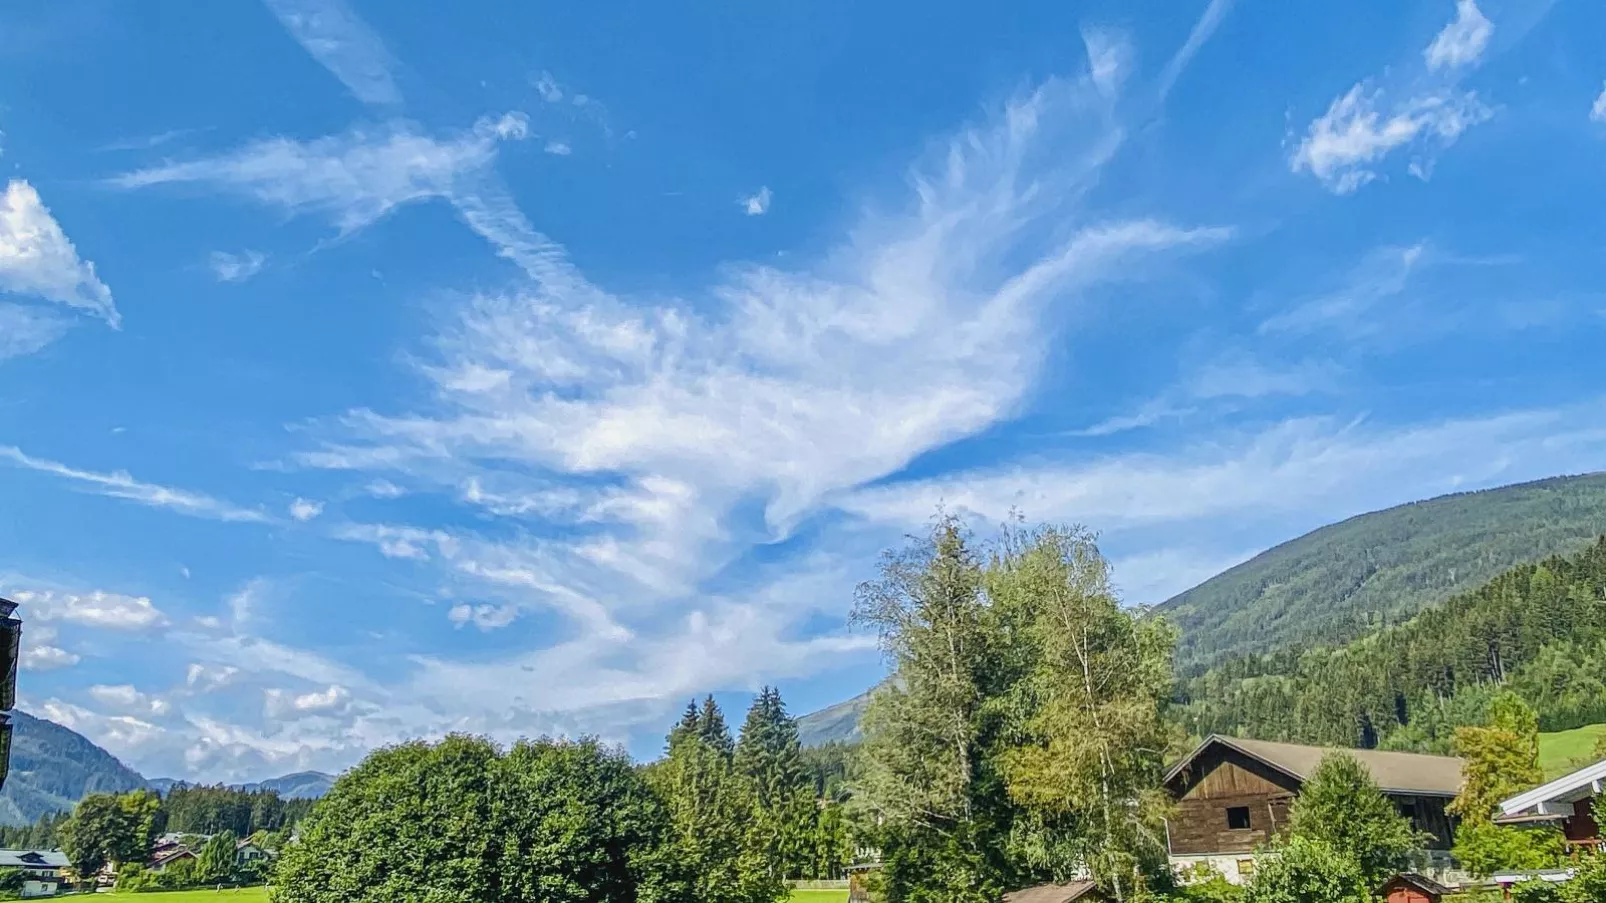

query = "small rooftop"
[
  {"left": 0, "top": 850, "right": 68, "bottom": 869},
  {"left": 1499, "top": 756, "right": 1606, "bottom": 818},
  {"left": 1003, "top": 880, "right": 1102, "bottom": 903}
]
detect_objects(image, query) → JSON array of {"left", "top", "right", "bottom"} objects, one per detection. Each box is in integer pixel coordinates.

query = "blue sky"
[{"left": 0, "top": 0, "right": 1604, "bottom": 782}]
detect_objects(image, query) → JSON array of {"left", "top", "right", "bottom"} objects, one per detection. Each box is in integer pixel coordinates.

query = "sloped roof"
[
  {"left": 1378, "top": 873, "right": 1452, "bottom": 897},
  {"left": 0, "top": 850, "right": 68, "bottom": 869},
  {"left": 1003, "top": 880, "right": 1101, "bottom": 903},
  {"left": 1166, "top": 735, "right": 1465, "bottom": 797},
  {"left": 1500, "top": 756, "right": 1606, "bottom": 817}
]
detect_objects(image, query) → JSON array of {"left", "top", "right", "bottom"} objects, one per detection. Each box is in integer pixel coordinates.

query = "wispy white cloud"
[
  {"left": 264, "top": 684, "right": 352, "bottom": 719},
  {"left": 0, "top": 446, "right": 270, "bottom": 523},
  {"left": 186, "top": 663, "right": 240, "bottom": 692},
  {"left": 1074, "top": 353, "right": 1338, "bottom": 437},
  {"left": 1157, "top": 0, "right": 1234, "bottom": 99},
  {"left": 210, "top": 250, "right": 267, "bottom": 283},
  {"left": 21, "top": 645, "right": 79, "bottom": 671},
  {"left": 1592, "top": 83, "right": 1606, "bottom": 123},
  {"left": 0, "top": 303, "right": 71, "bottom": 361},
  {"left": 1292, "top": 1, "right": 1499, "bottom": 194},
  {"left": 1259, "top": 243, "right": 1427, "bottom": 336},
  {"left": 1425, "top": 0, "right": 1494, "bottom": 71},
  {"left": 739, "top": 186, "right": 772, "bottom": 216},
  {"left": 265, "top": 65, "right": 1232, "bottom": 768},
  {"left": 0, "top": 181, "right": 118, "bottom": 325},
  {"left": 446, "top": 602, "right": 518, "bottom": 630},
  {"left": 89, "top": 684, "right": 172, "bottom": 717},
  {"left": 17, "top": 625, "right": 80, "bottom": 672},
  {"left": 6, "top": 587, "right": 168, "bottom": 630},
  {"left": 1291, "top": 86, "right": 1490, "bottom": 193},
  {"left": 289, "top": 498, "right": 324, "bottom": 521},
  {"left": 840, "top": 403, "right": 1606, "bottom": 535},
  {"left": 544, "top": 140, "right": 572, "bottom": 156},
  {"left": 262, "top": 0, "right": 402, "bottom": 105},
  {"left": 110, "top": 117, "right": 526, "bottom": 236},
  {"left": 36, "top": 699, "right": 168, "bottom": 751}
]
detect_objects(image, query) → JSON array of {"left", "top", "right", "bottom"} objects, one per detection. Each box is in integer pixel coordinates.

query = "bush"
[
  {"left": 1566, "top": 852, "right": 1606, "bottom": 903},
  {"left": 1510, "top": 879, "right": 1566, "bottom": 903},
  {"left": 1241, "top": 838, "right": 1370, "bottom": 903}
]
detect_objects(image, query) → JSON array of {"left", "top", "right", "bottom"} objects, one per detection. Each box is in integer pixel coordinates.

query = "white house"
[{"left": 0, "top": 850, "right": 69, "bottom": 898}]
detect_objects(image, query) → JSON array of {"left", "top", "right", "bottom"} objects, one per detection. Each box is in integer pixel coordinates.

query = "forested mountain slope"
[
  {"left": 1179, "top": 537, "right": 1606, "bottom": 753},
  {"left": 1157, "top": 472, "right": 1606, "bottom": 670},
  {"left": 0, "top": 710, "right": 148, "bottom": 825}
]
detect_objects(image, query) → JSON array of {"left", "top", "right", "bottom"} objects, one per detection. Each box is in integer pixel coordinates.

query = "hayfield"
[
  {"left": 102, "top": 889, "right": 270, "bottom": 902},
  {"left": 1538, "top": 722, "right": 1606, "bottom": 780},
  {"left": 788, "top": 891, "right": 849, "bottom": 903}
]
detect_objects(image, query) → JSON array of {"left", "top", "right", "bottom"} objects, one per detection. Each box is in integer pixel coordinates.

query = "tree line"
[
  {"left": 275, "top": 682, "right": 855, "bottom": 903},
  {"left": 3, "top": 782, "right": 311, "bottom": 859}
]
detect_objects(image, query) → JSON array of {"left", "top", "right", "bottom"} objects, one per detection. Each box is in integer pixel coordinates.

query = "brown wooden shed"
[{"left": 1376, "top": 873, "right": 1451, "bottom": 903}]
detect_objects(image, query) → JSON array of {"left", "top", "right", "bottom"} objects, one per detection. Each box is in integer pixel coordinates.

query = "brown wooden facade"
[{"left": 1165, "top": 740, "right": 1456, "bottom": 856}]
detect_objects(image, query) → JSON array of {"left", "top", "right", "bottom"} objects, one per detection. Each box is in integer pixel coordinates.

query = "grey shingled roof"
[{"left": 1167, "top": 735, "right": 1465, "bottom": 797}]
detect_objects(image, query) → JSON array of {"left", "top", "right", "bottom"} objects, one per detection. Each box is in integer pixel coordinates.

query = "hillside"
[
  {"left": 1157, "top": 472, "right": 1606, "bottom": 671},
  {"left": 797, "top": 690, "right": 870, "bottom": 748},
  {"left": 0, "top": 710, "right": 148, "bottom": 825},
  {"left": 1179, "top": 537, "right": 1606, "bottom": 752},
  {"left": 0, "top": 713, "right": 335, "bottom": 825}
]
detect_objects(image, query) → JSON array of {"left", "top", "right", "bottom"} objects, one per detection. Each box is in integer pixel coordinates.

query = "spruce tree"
[
  {"left": 736, "top": 687, "right": 817, "bottom": 880},
  {"left": 653, "top": 696, "right": 783, "bottom": 903}
]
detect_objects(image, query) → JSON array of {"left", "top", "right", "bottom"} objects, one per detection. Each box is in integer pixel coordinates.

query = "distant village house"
[{"left": 0, "top": 850, "right": 69, "bottom": 898}]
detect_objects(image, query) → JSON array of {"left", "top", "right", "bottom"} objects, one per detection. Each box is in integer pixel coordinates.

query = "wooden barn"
[{"left": 1162, "top": 735, "right": 1465, "bottom": 884}]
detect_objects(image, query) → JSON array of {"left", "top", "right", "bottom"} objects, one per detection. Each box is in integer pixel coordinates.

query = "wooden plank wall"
[{"left": 1166, "top": 747, "right": 1299, "bottom": 856}]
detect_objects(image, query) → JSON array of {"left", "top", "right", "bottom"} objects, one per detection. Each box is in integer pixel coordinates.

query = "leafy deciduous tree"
[{"left": 1283, "top": 753, "right": 1422, "bottom": 885}]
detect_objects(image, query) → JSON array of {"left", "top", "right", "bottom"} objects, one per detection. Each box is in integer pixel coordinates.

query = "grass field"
[
  {"left": 102, "top": 890, "right": 270, "bottom": 902},
  {"left": 1538, "top": 723, "right": 1606, "bottom": 780},
  {"left": 94, "top": 886, "right": 836, "bottom": 902}
]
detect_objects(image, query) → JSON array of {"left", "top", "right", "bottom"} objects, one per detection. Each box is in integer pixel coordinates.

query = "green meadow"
[{"left": 1538, "top": 722, "right": 1606, "bottom": 780}]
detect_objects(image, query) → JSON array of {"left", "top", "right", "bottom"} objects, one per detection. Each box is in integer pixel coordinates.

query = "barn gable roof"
[{"left": 1165, "top": 735, "right": 1465, "bottom": 798}]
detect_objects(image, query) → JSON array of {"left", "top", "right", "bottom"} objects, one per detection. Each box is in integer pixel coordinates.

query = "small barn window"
[{"left": 1226, "top": 806, "right": 1251, "bottom": 830}]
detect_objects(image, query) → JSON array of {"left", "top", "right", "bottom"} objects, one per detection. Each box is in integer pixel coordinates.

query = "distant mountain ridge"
[
  {"left": 148, "top": 771, "right": 335, "bottom": 800},
  {"left": 0, "top": 712, "right": 335, "bottom": 825}
]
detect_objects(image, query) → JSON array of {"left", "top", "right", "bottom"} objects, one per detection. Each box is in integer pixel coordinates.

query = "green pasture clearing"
[
  {"left": 789, "top": 890, "right": 849, "bottom": 903},
  {"left": 1538, "top": 722, "right": 1606, "bottom": 780},
  {"left": 102, "top": 888, "right": 270, "bottom": 902}
]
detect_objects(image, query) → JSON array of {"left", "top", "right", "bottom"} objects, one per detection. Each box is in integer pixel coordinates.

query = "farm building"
[
  {"left": 0, "top": 849, "right": 69, "bottom": 897},
  {"left": 1496, "top": 756, "right": 1603, "bottom": 853},
  {"left": 1162, "top": 735, "right": 1464, "bottom": 884}
]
